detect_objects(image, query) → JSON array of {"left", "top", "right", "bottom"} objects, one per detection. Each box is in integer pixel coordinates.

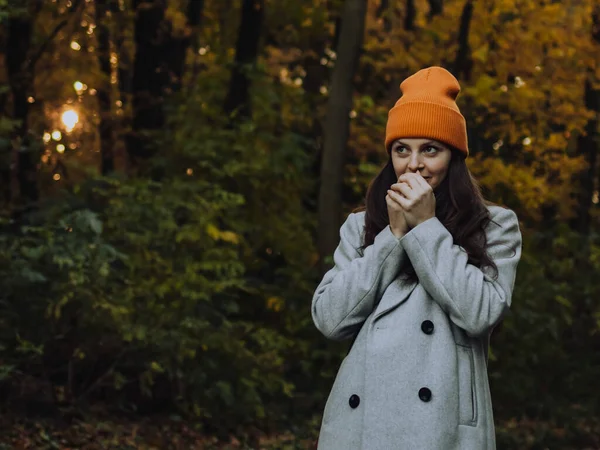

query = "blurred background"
[{"left": 0, "top": 0, "right": 599, "bottom": 448}]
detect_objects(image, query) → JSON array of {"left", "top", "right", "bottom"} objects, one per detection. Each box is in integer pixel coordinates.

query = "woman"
[{"left": 311, "top": 66, "right": 522, "bottom": 450}]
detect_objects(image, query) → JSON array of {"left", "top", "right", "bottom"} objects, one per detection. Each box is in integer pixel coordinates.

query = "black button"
[
  {"left": 418, "top": 387, "right": 432, "bottom": 402},
  {"left": 421, "top": 320, "right": 434, "bottom": 334},
  {"left": 349, "top": 394, "right": 360, "bottom": 408}
]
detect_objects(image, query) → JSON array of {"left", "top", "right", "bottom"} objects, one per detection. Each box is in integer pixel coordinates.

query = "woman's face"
[{"left": 389, "top": 137, "right": 452, "bottom": 190}]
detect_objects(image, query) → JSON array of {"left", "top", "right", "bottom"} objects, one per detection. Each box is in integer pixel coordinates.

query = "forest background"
[{"left": 0, "top": 0, "right": 599, "bottom": 448}]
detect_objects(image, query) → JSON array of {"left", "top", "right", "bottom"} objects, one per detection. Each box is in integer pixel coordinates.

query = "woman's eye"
[
  {"left": 425, "top": 146, "right": 438, "bottom": 153},
  {"left": 395, "top": 146, "right": 407, "bottom": 153}
]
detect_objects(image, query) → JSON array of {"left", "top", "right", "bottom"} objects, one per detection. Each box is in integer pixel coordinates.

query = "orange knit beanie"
[{"left": 385, "top": 66, "right": 468, "bottom": 157}]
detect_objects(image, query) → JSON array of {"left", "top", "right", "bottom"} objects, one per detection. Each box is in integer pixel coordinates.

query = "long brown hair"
[{"left": 352, "top": 148, "right": 501, "bottom": 282}]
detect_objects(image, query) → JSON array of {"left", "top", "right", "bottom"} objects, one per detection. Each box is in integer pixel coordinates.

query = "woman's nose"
[{"left": 408, "top": 156, "right": 423, "bottom": 170}]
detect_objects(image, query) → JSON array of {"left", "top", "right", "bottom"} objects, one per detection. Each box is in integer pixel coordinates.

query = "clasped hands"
[{"left": 386, "top": 173, "right": 436, "bottom": 234}]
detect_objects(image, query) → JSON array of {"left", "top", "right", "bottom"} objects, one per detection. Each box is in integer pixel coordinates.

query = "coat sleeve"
[
  {"left": 400, "top": 206, "right": 522, "bottom": 338},
  {"left": 311, "top": 212, "right": 410, "bottom": 341}
]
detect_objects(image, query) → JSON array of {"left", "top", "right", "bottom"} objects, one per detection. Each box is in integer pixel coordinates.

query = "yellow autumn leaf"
[
  {"left": 205, "top": 223, "right": 240, "bottom": 244},
  {"left": 266, "top": 296, "right": 284, "bottom": 312}
]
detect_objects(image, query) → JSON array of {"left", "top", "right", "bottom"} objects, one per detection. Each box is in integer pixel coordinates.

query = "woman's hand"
[
  {"left": 387, "top": 173, "right": 436, "bottom": 230},
  {"left": 386, "top": 179, "right": 410, "bottom": 238}
]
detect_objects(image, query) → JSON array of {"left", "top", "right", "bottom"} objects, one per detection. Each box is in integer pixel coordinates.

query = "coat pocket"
[{"left": 457, "top": 344, "right": 478, "bottom": 426}]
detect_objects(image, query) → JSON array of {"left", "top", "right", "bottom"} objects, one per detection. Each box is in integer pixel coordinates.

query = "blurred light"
[
  {"left": 320, "top": 86, "right": 328, "bottom": 95},
  {"left": 523, "top": 137, "right": 532, "bottom": 146},
  {"left": 198, "top": 47, "right": 207, "bottom": 55},
  {"left": 89, "top": 88, "right": 97, "bottom": 95},
  {"left": 500, "top": 85, "right": 508, "bottom": 92},
  {"left": 81, "top": 20, "right": 88, "bottom": 27},
  {"left": 56, "top": 144, "right": 65, "bottom": 153},
  {"left": 71, "top": 41, "right": 81, "bottom": 51},
  {"left": 74, "top": 81, "right": 84, "bottom": 91},
  {"left": 535, "top": 65, "right": 542, "bottom": 71},
  {"left": 294, "top": 78, "right": 303, "bottom": 86},
  {"left": 69, "top": 143, "right": 78, "bottom": 149},
  {"left": 61, "top": 110, "right": 79, "bottom": 132},
  {"left": 27, "top": 96, "right": 35, "bottom": 103},
  {"left": 87, "top": 26, "right": 94, "bottom": 35},
  {"left": 320, "top": 58, "right": 327, "bottom": 65},
  {"left": 52, "top": 131, "right": 62, "bottom": 141},
  {"left": 43, "top": 132, "right": 51, "bottom": 143},
  {"left": 514, "top": 76, "right": 525, "bottom": 88},
  {"left": 349, "top": 110, "right": 357, "bottom": 119},
  {"left": 279, "top": 68, "right": 289, "bottom": 83},
  {"left": 186, "top": 168, "right": 193, "bottom": 175},
  {"left": 116, "top": 100, "right": 122, "bottom": 107},
  {"left": 110, "top": 53, "right": 118, "bottom": 64},
  {"left": 593, "top": 190, "right": 599, "bottom": 204},
  {"left": 53, "top": 174, "right": 61, "bottom": 181}
]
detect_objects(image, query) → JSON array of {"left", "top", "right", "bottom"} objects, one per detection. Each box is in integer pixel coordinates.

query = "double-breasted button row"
[
  {"left": 348, "top": 389, "right": 430, "bottom": 408},
  {"left": 419, "top": 320, "right": 434, "bottom": 402},
  {"left": 348, "top": 320, "right": 434, "bottom": 410}
]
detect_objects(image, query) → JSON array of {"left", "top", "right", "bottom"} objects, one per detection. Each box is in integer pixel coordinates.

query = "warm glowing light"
[
  {"left": 53, "top": 174, "right": 61, "bottom": 181},
  {"left": 52, "top": 131, "right": 62, "bottom": 141},
  {"left": 27, "top": 96, "right": 35, "bottom": 103},
  {"left": 61, "top": 110, "right": 79, "bottom": 132},
  {"left": 56, "top": 144, "right": 65, "bottom": 153},
  {"left": 523, "top": 137, "right": 532, "bottom": 146},
  {"left": 43, "top": 133, "right": 51, "bottom": 143},
  {"left": 186, "top": 168, "right": 193, "bottom": 175},
  {"left": 74, "top": 81, "right": 83, "bottom": 91},
  {"left": 89, "top": 88, "right": 97, "bottom": 95},
  {"left": 71, "top": 41, "right": 81, "bottom": 51}
]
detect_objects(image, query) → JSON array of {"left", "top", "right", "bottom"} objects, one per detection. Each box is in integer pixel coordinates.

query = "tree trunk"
[
  {"left": 163, "top": 0, "right": 204, "bottom": 95},
  {"left": 187, "top": 0, "right": 205, "bottom": 54},
  {"left": 569, "top": 5, "right": 600, "bottom": 235},
  {"left": 377, "top": 0, "right": 391, "bottom": 33},
  {"left": 404, "top": 0, "right": 416, "bottom": 31},
  {"left": 318, "top": 0, "right": 368, "bottom": 275},
  {"left": 427, "top": 0, "right": 443, "bottom": 20},
  {"left": 7, "top": 13, "right": 37, "bottom": 204},
  {"left": 452, "top": 0, "right": 474, "bottom": 81},
  {"left": 223, "top": 0, "right": 265, "bottom": 121},
  {"left": 127, "top": 0, "right": 169, "bottom": 165},
  {"left": 95, "top": 0, "right": 116, "bottom": 175}
]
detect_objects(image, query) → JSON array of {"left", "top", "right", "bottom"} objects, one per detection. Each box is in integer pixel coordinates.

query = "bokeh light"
[{"left": 61, "top": 110, "right": 79, "bottom": 132}]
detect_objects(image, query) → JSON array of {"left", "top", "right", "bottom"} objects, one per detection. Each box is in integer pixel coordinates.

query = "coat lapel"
[{"left": 373, "top": 277, "right": 418, "bottom": 322}]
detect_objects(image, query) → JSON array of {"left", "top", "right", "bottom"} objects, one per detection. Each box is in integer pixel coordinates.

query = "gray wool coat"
[{"left": 312, "top": 205, "right": 522, "bottom": 450}]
